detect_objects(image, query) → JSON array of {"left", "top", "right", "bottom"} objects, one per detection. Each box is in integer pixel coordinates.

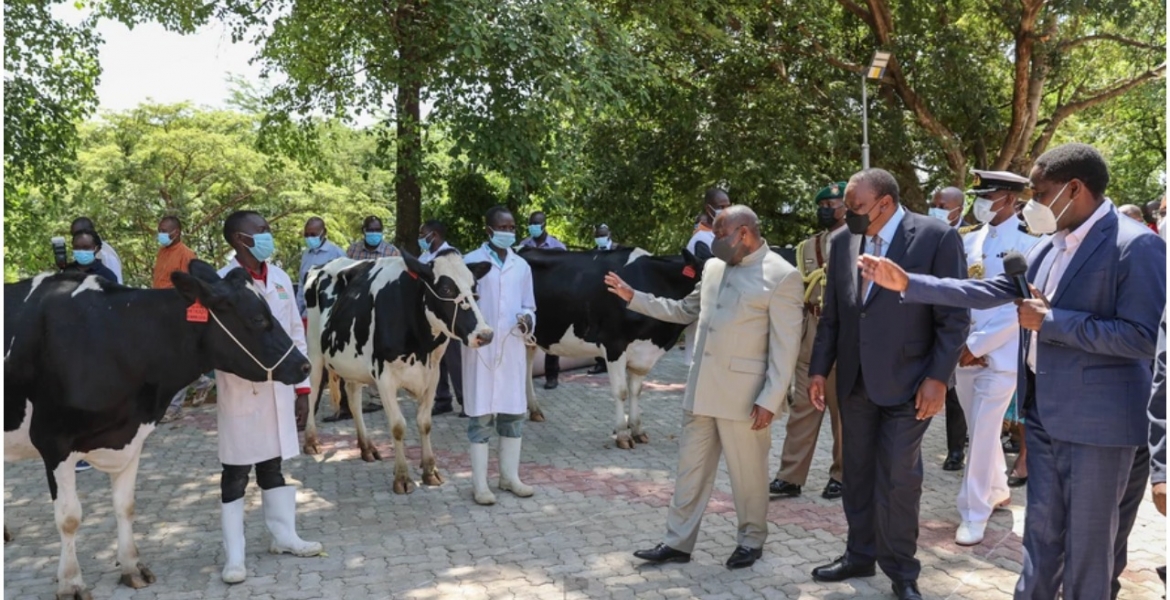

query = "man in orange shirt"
[{"left": 154, "top": 216, "right": 207, "bottom": 422}]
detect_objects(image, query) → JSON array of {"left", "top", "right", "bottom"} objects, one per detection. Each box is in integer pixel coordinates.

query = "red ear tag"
[
  {"left": 186, "top": 299, "right": 209, "bottom": 323},
  {"left": 406, "top": 269, "right": 418, "bottom": 280},
  {"left": 682, "top": 265, "right": 696, "bottom": 278}
]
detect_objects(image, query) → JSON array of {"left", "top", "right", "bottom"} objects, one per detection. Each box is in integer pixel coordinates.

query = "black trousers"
[
  {"left": 944, "top": 385, "right": 967, "bottom": 453},
  {"left": 436, "top": 340, "right": 464, "bottom": 403},
  {"left": 545, "top": 353, "right": 560, "bottom": 383},
  {"left": 221, "top": 456, "right": 284, "bottom": 503},
  {"left": 840, "top": 375, "right": 931, "bottom": 583},
  {"left": 1111, "top": 445, "right": 1150, "bottom": 599}
]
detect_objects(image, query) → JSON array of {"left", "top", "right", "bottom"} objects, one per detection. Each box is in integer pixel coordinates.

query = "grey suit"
[
  {"left": 627, "top": 243, "right": 803, "bottom": 552},
  {"left": 810, "top": 209, "right": 969, "bottom": 583},
  {"left": 902, "top": 208, "right": 1166, "bottom": 598}
]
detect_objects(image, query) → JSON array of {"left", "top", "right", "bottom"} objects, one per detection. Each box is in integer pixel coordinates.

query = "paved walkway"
[{"left": 5, "top": 350, "right": 1166, "bottom": 599}]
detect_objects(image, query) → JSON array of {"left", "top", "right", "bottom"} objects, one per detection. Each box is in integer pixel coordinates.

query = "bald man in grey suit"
[{"left": 607, "top": 206, "right": 804, "bottom": 570}]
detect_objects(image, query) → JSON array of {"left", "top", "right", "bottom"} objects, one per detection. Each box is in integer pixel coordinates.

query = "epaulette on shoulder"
[{"left": 958, "top": 223, "right": 983, "bottom": 235}]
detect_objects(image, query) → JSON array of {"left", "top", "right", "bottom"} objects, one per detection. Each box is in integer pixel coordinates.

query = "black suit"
[{"left": 810, "top": 209, "right": 969, "bottom": 582}]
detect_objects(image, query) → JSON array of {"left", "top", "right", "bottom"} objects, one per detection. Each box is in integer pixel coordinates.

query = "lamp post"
[{"left": 861, "top": 50, "right": 892, "bottom": 170}]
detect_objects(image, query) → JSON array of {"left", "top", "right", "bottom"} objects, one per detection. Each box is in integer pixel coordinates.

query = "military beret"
[{"left": 815, "top": 182, "right": 848, "bottom": 202}]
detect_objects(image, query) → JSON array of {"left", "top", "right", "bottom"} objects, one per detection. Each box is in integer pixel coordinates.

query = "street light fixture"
[{"left": 861, "top": 50, "right": 892, "bottom": 170}]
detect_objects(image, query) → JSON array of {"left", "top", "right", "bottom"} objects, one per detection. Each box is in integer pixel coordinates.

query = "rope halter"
[{"left": 208, "top": 309, "right": 297, "bottom": 383}]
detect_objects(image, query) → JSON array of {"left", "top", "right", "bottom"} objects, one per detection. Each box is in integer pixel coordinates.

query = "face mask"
[
  {"left": 243, "top": 232, "right": 276, "bottom": 261},
  {"left": 528, "top": 224, "right": 543, "bottom": 238},
  {"left": 594, "top": 236, "right": 610, "bottom": 248},
  {"left": 158, "top": 232, "right": 174, "bottom": 247},
  {"left": 846, "top": 202, "right": 881, "bottom": 235},
  {"left": 973, "top": 197, "right": 1001, "bottom": 224},
  {"left": 74, "top": 250, "right": 96, "bottom": 266},
  {"left": 816, "top": 206, "right": 839, "bottom": 229},
  {"left": 490, "top": 229, "right": 516, "bottom": 248},
  {"left": 711, "top": 229, "right": 744, "bottom": 265},
  {"left": 305, "top": 235, "right": 323, "bottom": 250},
  {"left": 1021, "top": 182, "right": 1071, "bottom": 235},
  {"left": 418, "top": 234, "right": 432, "bottom": 252},
  {"left": 928, "top": 207, "right": 955, "bottom": 225},
  {"left": 364, "top": 231, "right": 384, "bottom": 246}
]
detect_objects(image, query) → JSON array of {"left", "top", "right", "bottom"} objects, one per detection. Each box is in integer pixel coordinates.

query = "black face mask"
[
  {"left": 816, "top": 206, "right": 839, "bottom": 229},
  {"left": 845, "top": 207, "right": 873, "bottom": 235}
]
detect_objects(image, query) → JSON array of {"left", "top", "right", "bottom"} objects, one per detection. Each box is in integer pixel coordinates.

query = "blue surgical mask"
[
  {"left": 74, "top": 250, "right": 96, "bottom": 266},
  {"left": 595, "top": 236, "right": 610, "bottom": 248},
  {"left": 490, "top": 229, "right": 516, "bottom": 248},
  {"left": 364, "top": 231, "right": 384, "bottom": 246},
  {"left": 243, "top": 232, "right": 275, "bottom": 261},
  {"left": 528, "top": 224, "right": 543, "bottom": 238},
  {"left": 158, "top": 232, "right": 174, "bottom": 247},
  {"left": 305, "top": 235, "right": 323, "bottom": 250},
  {"left": 418, "top": 234, "right": 432, "bottom": 252}
]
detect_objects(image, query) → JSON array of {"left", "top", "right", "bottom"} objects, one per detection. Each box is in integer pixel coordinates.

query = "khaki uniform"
[{"left": 773, "top": 228, "right": 844, "bottom": 486}]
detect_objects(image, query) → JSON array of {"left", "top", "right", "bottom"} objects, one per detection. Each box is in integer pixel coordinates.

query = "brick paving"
[{"left": 5, "top": 349, "right": 1166, "bottom": 599}]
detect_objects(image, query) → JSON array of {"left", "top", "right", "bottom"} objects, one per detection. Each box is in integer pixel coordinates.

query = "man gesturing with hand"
[
  {"left": 609, "top": 205, "right": 803, "bottom": 571},
  {"left": 807, "top": 169, "right": 969, "bottom": 600}
]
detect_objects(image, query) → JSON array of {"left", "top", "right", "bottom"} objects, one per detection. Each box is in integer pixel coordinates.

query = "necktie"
[{"left": 865, "top": 236, "right": 883, "bottom": 300}]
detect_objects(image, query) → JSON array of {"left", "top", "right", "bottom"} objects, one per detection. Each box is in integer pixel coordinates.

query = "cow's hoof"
[
  {"left": 302, "top": 440, "right": 322, "bottom": 456},
  {"left": 633, "top": 433, "right": 650, "bottom": 445},
  {"left": 119, "top": 564, "right": 156, "bottom": 589},
  {"left": 56, "top": 586, "right": 92, "bottom": 600},
  {"left": 360, "top": 445, "right": 382, "bottom": 462},
  {"left": 422, "top": 470, "right": 444, "bottom": 486},
  {"left": 616, "top": 437, "right": 634, "bottom": 450},
  {"left": 529, "top": 411, "right": 545, "bottom": 422},
  {"left": 393, "top": 477, "right": 416, "bottom": 495}
]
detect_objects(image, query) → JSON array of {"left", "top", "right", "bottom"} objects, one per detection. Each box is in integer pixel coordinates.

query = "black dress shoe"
[
  {"left": 811, "top": 555, "right": 876, "bottom": 582},
  {"left": 942, "top": 450, "right": 965, "bottom": 471},
  {"left": 1008, "top": 475, "right": 1028, "bottom": 488},
  {"left": 587, "top": 363, "right": 607, "bottom": 375},
  {"left": 725, "top": 545, "right": 762, "bottom": 569},
  {"left": 432, "top": 399, "right": 454, "bottom": 416},
  {"left": 633, "top": 543, "right": 691, "bottom": 564},
  {"left": 769, "top": 479, "right": 802, "bottom": 497},
  {"left": 892, "top": 580, "right": 923, "bottom": 600},
  {"left": 323, "top": 407, "right": 354, "bottom": 423},
  {"left": 821, "top": 479, "right": 843, "bottom": 500},
  {"left": 544, "top": 380, "right": 559, "bottom": 390}
]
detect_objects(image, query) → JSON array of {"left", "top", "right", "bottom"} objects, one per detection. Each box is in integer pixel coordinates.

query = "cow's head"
[
  {"left": 401, "top": 250, "right": 494, "bottom": 348},
  {"left": 172, "top": 260, "right": 311, "bottom": 384}
]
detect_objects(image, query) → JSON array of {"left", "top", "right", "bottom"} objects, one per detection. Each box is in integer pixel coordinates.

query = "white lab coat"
[
  {"left": 215, "top": 259, "right": 310, "bottom": 465},
  {"left": 461, "top": 243, "right": 536, "bottom": 417}
]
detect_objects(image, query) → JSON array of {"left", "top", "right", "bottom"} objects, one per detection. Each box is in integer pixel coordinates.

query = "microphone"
[{"left": 1002, "top": 251, "right": 1031, "bottom": 299}]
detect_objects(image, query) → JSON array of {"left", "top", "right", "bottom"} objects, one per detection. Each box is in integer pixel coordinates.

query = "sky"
[{"left": 52, "top": 4, "right": 265, "bottom": 113}]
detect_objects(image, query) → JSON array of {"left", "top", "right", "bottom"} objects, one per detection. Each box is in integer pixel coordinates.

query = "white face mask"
[
  {"left": 973, "top": 197, "right": 1002, "bottom": 224},
  {"left": 1021, "top": 182, "right": 1072, "bottom": 235},
  {"left": 928, "top": 207, "right": 956, "bottom": 226}
]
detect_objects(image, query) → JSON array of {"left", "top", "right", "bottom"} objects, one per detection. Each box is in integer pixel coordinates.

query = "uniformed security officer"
[
  {"left": 769, "top": 182, "right": 847, "bottom": 500},
  {"left": 952, "top": 169, "right": 1042, "bottom": 546}
]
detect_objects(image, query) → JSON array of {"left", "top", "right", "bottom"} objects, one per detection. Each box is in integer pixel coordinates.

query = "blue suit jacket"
[
  {"left": 810, "top": 211, "right": 970, "bottom": 406},
  {"left": 904, "top": 208, "right": 1166, "bottom": 447}
]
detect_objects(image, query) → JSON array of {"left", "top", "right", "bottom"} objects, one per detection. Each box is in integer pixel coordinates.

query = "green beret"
[{"left": 815, "top": 182, "right": 848, "bottom": 202}]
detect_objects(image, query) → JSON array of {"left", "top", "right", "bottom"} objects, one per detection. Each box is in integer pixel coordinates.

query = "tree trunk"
[{"left": 394, "top": 0, "right": 423, "bottom": 255}]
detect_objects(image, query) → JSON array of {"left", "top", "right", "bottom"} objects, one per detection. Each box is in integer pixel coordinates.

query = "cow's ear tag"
[
  {"left": 186, "top": 299, "right": 210, "bottom": 323},
  {"left": 682, "top": 265, "right": 696, "bottom": 278},
  {"left": 406, "top": 269, "right": 419, "bottom": 280}
]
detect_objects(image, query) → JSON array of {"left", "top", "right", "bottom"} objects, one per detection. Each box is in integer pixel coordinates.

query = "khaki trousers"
[
  {"left": 774, "top": 312, "right": 842, "bottom": 485},
  {"left": 663, "top": 411, "right": 771, "bottom": 552}
]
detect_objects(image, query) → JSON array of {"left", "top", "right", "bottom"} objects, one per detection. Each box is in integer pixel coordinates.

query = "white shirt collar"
[
  {"left": 874, "top": 205, "right": 906, "bottom": 247},
  {"left": 1054, "top": 201, "right": 1112, "bottom": 251}
]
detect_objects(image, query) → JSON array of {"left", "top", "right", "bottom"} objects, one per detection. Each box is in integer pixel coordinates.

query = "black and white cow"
[
  {"left": 4, "top": 261, "right": 310, "bottom": 600},
  {"left": 303, "top": 250, "right": 492, "bottom": 494},
  {"left": 519, "top": 247, "right": 704, "bottom": 449}
]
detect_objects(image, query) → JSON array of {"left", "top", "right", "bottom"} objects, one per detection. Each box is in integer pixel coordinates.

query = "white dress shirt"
[{"left": 865, "top": 205, "right": 906, "bottom": 300}]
